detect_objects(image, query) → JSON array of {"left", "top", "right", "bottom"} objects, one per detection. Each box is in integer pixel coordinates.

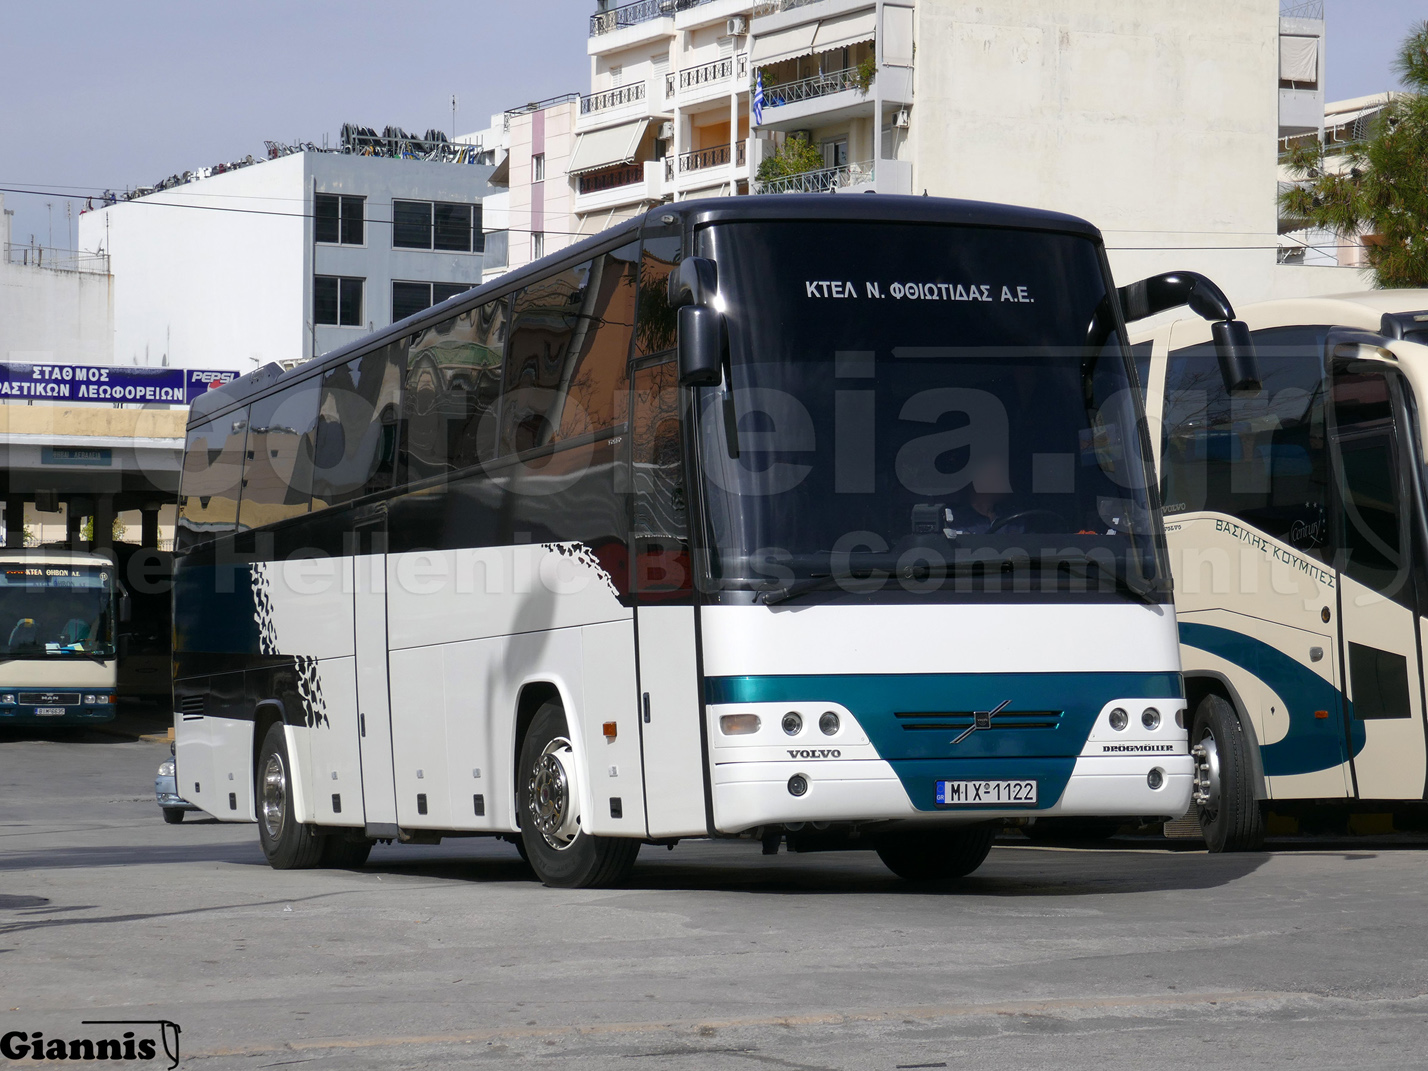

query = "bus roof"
[
  {"left": 1132, "top": 289, "right": 1428, "bottom": 349},
  {"left": 189, "top": 194, "right": 1104, "bottom": 426}
]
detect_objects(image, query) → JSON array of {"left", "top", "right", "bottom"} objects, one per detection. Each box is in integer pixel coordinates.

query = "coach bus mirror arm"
[
  {"left": 1116, "top": 270, "right": 1260, "bottom": 392},
  {"left": 667, "top": 257, "right": 717, "bottom": 311},
  {"left": 119, "top": 589, "right": 132, "bottom": 624}
]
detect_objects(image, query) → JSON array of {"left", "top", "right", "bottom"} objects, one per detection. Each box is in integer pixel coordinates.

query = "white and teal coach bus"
[
  {"left": 1133, "top": 289, "right": 1428, "bottom": 851},
  {"left": 173, "top": 196, "right": 1248, "bottom": 887}
]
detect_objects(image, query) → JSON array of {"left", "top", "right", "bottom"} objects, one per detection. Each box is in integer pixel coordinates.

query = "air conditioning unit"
[
  {"left": 659, "top": 121, "right": 675, "bottom": 140},
  {"left": 727, "top": 15, "right": 748, "bottom": 35},
  {"left": 894, "top": 108, "right": 911, "bottom": 129}
]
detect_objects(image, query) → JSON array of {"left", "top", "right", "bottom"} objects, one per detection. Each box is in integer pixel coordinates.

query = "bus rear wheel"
[
  {"left": 1192, "top": 694, "right": 1265, "bottom": 853},
  {"left": 256, "top": 722, "right": 325, "bottom": 869},
  {"left": 518, "top": 701, "right": 639, "bottom": 888},
  {"left": 875, "top": 825, "right": 996, "bottom": 880}
]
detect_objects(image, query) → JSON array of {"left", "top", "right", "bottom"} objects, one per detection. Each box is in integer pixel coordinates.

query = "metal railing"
[
  {"left": 752, "top": 0, "right": 825, "bottom": 15},
  {"left": 4, "top": 243, "right": 110, "bottom": 275},
  {"left": 756, "top": 65, "right": 864, "bottom": 108},
  {"left": 578, "top": 163, "right": 648, "bottom": 195},
  {"left": 678, "top": 141, "right": 747, "bottom": 173},
  {"left": 677, "top": 53, "right": 748, "bottom": 93},
  {"left": 581, "top": 81, "right": 647, "bottom": 115},
  {"left": 590, "top": 0, "right": 713, "bottom": 37},
  {"left": 755, "top": 160, "right": 873, "bottom": 194}
]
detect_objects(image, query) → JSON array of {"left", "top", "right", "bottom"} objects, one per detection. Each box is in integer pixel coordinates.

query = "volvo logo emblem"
[{"left": 952, "top": 699, "right": 1011, "bottom": 744}]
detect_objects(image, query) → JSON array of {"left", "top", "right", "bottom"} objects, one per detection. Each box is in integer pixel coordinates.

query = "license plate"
[
  {"left": 35, "top": 707, "right": 65, "bottom": 718},
  {"left": 936, "top": 779, "right": 1037, "bottom": 805}
]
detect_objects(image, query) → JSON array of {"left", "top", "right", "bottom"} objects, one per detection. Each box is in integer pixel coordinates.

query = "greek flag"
[{"left": 753, "top": 70, "right": 764, "bottom": 126}]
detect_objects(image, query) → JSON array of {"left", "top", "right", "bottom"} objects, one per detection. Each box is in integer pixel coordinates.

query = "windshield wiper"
[{"left": 759, "top": 574, "right": 850, "bottom": 605}]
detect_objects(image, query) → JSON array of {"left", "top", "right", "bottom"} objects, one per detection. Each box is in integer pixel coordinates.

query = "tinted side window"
[
  {"left": 399, "top": 300, "right": 507, "bottom": 480},
  {"left": 634, "top": 234, "right": 680, "bottom": 358},
  {"left": 501, "top": 261, "right": 593, "bottom": 454},
  {"left": 310, "top": 344, "right": 404, "bottom": 511},
  {"left": 548, "top": 243, "right": 639, "bottom": 442},
  {"left": 630, "top": 359, "right": 690, "bottom": 596},
  {"left": 1333, "top": 369, "right": 1405, "bottom": 594},
  {"left": 1160, "top": 326, "right": 1331, "bottom": 558},
  {"left": 177, "top": 408, "right": 250, "bottom": 549},
  {"left": 240, "top": 379, "right": 321, "bottom": 529}
]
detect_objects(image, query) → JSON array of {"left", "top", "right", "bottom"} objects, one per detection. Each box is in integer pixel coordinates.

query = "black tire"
[
  {"left": 875, "top": 825, "right": 996, "bottom": 880},
  {"left": 161, "top": 808, "right": 185, "bottom": 825},
  {"left": 518, "top": 701, "right": 640, "bottom": 888},
  {"left": 256, "top": 722, "right": 324, "bottom": 869},
  {"left": 1024, "top": 817, "right": 1121, "bottom": 843},
  {"left": 1192, "top": 694, "right": 1266, "bottom": 853},
  {"left": 320, "top": 834, "right": 373, "bottom": 869}
]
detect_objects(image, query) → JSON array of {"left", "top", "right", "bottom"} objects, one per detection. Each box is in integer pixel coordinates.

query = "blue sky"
[{"left": 0, "top": 1, "right": 1422, "bottom": 250}]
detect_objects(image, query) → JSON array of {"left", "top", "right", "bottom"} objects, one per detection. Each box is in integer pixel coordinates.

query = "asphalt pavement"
[{"left": 3, "top": 714, "right": 1428, "bottom": 1070}]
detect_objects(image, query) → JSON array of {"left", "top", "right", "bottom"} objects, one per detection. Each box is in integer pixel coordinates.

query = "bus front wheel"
[
  {"left": 875, "top": 825, "right": 995, "bottom": 880},
  {"left": 256, "top": 722, "right": 325, "bottom": 869},
  {"left": 1191, "top": 694, "right": 1265, "bottom": 853},
  {"left": 518, "top": 701, "right": 639, "bottom": 888}
]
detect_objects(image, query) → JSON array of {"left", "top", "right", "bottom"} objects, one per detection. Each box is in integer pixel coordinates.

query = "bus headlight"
[
  {"left": 782, "top": 712, "right": 803, "bottom": 735},
  {"left": 1108, "top": 707, "right": 1128, "bottom": 731},
  {"left": 1141, "top": 707, "right": 1161, "bottom": 730},
  {"left": 818, "top": 711, "right": 840, "bottom": 735},
  {"left": 0, "top": 693, "right": 14, "bottom": 705},
  {"left": 84, "top": 694, "right": 97, "bottom": 705}
]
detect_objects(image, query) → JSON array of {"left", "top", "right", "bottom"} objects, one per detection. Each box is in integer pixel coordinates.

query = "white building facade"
[{"left": 79, "top": 151, "right": 495, "bottom": 370}]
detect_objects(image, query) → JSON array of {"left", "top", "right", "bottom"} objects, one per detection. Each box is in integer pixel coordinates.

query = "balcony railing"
[
  {"left": 677, "top": 53, "right": 748, "bottom": 93},
  {"left": 755, "top": 160, "right": 873, "bottom": 194},
  {"left": 757, "top": 65, "right": 864, "bottom": 109},
  {"left": 582, "top": 81, "right": 646, "bottom": 115},
  {"left": 751, "top": 0, "right": 825, "bottom": 15},
  {"left": 578, "top": 163, "right": 648, "bottom": 195},
  {"left": 589, "top": 0, "right": 713, "bottom": 37},
  {"left": 678, "top": 141, "right": 746, "bottom": 173}
]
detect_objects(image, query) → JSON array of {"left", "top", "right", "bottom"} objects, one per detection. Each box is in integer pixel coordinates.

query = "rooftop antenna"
[{"left": 451, "top": 94, "right": 458, "bottom": 138}]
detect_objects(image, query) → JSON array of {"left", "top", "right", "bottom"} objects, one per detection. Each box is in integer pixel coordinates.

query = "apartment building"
[{"left": 79, "top": 147, "right": 496, "bottom": 369}]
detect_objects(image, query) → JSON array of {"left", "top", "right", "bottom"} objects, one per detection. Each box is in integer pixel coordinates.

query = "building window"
[
  {"left": 533, "top": 153, "right": 546, "bottom": 182},
  {"left": 315, "top": 193, "right": 364, "bottom": 245},
  {"left": 393, "top": 199, "right": 482, "bottom": 253},
  {"left": 314, "top": 275, "right": 364, "bottom": 327},
  {"left": 392, "top": 281, "right": 472, "bottom": 322},
  {"left": 532, "top": 232, "right": 545, "bottom": 260}
]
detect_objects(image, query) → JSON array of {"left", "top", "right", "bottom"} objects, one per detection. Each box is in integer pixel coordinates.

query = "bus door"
[
  {"left": 630, "top": 356, "right": 709, "bottom": 838},
  {"left": 352, "top": 503, "right": 399, "bottom": 833},
  {"left": 1328, "top": 353, "right": 1428, "bottom": 799}
]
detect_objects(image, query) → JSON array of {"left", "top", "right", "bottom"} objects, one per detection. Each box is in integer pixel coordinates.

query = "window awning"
[
  {"left": 1279, "top": 34, "right": 1318, "bottom": 83},
  {"left": 750, "top": 22, "right": 819, "bottom": 66},
  {"left": 568, "top": 120, "right": 649, "bottom": 176},
  {"left": 812, "top": 9, "right": 876, "bottom": 53}
]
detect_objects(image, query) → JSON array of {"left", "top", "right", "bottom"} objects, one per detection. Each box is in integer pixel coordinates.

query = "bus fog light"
[
  {"left": 1147, "top": 768, "right": 1164, "bottom": 790},
  {"left": 818, "top": 711, "right": 840, "bottom": 735},
  {"left": 720, "top": 713, "right": 761, "bottom": 735},
  {"left": 787, "top": 774, "right": 808, "bottom": 797},
  {"left": 1108, "top": 707, "right": 1128, "bottom": 731},
  {"left": 782, "top": 712, "right": 803, "bottom": 735},
  {"left": 1141, "top": 707, "right": 1161, "bottom": 730}
]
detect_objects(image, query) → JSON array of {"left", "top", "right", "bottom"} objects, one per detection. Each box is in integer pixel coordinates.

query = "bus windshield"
[
  {"left": 694, "top": 219, "right": 1164, "bottom": 598},
  {"left": 0, "top": 564, "right": 116, "bottom": 659}
]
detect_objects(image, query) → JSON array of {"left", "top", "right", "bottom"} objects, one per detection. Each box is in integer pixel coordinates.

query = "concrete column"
[
  {"left": 141, "top": 506, "right": 160, "bottom": 549},
  {"left": 4, "top": 497, "right": 24, "bottom": 548},
  {"left": 93, "top": 496, "right": 116, "bottom": 550}
]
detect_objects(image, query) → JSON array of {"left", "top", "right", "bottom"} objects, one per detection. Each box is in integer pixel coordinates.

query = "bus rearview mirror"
[
  {"left": 1212, "top": 319, "right": 1261, "bottom": 393},
  {"left": 119, "top": 592, "right": 133, "bottom": 623},
  {"left": 677, "top": 304, "right": 725, "bottom": 387}
]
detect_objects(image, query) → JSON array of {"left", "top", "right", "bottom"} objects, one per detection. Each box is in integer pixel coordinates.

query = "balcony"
[
  {"left": 762, "top": 65, "right": 864, "bottom": 108},
  {"left": 669, "top": 53, "right": 749, "bottom": 102},
  {"left": 575, "top": 159, "right": 666, "bottom": 212},
  {"left": 754, "top": 159, "right": 873, "bottom": 193},
  {"left": 677, "top": 140, "right": 746, "bottom": 174},
  {"left": 590, "top": 0, "right": 715, "bottom": 37},
  {"left": 578, "top": 162, "right": 647, "bottom": 195},
  {"left": 751, "top": 0, "right": 824, "bottom": 14},
  {"left": 582, "top": 81, "right": 646, "bottom": 116}
]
